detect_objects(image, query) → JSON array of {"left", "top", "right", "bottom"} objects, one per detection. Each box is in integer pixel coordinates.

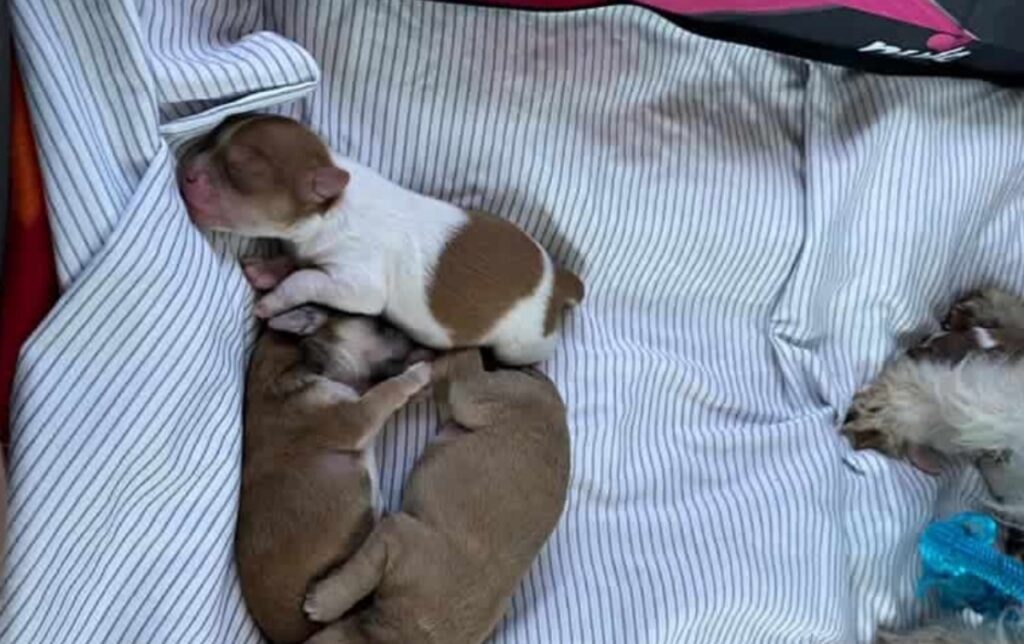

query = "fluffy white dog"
[{"left": 843, "top": 289, "right": 1024, "bottom": 643}]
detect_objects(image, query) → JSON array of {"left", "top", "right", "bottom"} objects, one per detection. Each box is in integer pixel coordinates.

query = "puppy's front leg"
[
  {"left": 254, "top": 266, "right": 385, "bottom": 319},
  {"left": 241, "top": 255, "right": 295, "bottom": 290},
  {"left": 354, "top": 363, "right": 432, "bottom": 440},
  {"left": 307, "top": 363, "right": 432, "bottom": 452}
]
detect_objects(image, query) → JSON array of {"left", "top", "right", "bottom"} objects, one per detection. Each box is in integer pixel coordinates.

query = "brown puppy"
[
  {"left": 238, "top": 306, "right": 431, "bottom": 644},
  {"left": 301, "top": 350, "right": 571, "bottom": 644}
]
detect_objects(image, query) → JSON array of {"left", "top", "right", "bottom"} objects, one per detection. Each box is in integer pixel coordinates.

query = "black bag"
[{"left": 457, "top": 1, "right": 1024, "bottom": 86}]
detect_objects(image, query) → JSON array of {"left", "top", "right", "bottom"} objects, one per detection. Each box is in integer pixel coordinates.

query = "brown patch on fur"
[
  {"left": 544, "top": 269, "right": 585, "bottom": 335},
  {"left": 429, "top": 211, "right": 544, "bottom": 345},
  {"left": 179, "top": 114, "right": 349, "bottom": 232}
]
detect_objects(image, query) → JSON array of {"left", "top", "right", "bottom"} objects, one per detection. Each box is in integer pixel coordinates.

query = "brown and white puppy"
[
  {"left": 179, "top": 114, "right": 583, "bottom": 366},
  {"left": 237, "top": 306, "right": 430, "bottom": 644},
  {"left": 301, "top": 350, "right": 570, "bottom": 644}
]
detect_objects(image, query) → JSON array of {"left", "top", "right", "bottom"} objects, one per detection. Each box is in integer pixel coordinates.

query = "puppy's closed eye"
[{"left": 223, "top": 145, "right": 273, "bottom": 189}]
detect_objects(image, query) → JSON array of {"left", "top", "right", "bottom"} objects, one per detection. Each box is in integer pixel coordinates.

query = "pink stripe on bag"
[{"left": 466, "top": 0, "right": 974, "bottom": 50}]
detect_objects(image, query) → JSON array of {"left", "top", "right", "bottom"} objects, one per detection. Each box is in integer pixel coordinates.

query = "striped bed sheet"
[{"left": 5, "top": 1, "right": 1024, "bottom": 642}]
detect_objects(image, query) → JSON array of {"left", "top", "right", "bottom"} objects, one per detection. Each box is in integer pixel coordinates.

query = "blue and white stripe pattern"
[{"left": 6, "top": 1, "right": 1024, "bottom": 642}]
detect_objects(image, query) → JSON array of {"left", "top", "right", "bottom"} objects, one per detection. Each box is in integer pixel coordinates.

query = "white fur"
[
  {"left": 873, "top": 356, "right": 1024, "bottom": 456},
  {"left": 271, "top": 155, "right": 559, "bottom": 364},
  {"left": 850, "top": 352, "right": 1024, "bottom": 521},
  {"left": 972, "top": 327, "right": 1000, "bottom": 350}
]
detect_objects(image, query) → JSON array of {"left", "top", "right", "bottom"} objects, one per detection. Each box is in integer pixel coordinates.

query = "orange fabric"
[{"left": 0, "top": 61, "right": 59, "bottom": 451}]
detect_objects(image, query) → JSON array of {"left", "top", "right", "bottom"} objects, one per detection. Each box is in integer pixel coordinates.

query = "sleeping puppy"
[
  {"left": 178, "top": 114, "right": 583, "bottom": 365},
  {"left": 842, "top": 288, "right": 1024, "bottom": 643},
  {"left": 237, "top": 305, "right": 431, "bottom": 644},
  {"left": 301, "top": 350, "right": 570, "bottom": 644},
  {"left": 842, "top": 288, "right": 1024, "bottom": 510}
]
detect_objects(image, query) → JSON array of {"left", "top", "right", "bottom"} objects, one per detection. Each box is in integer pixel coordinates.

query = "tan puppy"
[
  {"left": 302, "top": 350, "right": 571, "bottom": 644},
  {"left": 238, "top": 306, "right": 431, "bottom": 644}
]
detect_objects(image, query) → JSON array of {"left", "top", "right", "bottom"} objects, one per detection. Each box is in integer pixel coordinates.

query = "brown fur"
[
  {"left": 303, "top": 350, "right": 571, "bottom": 644},
  {"left": 237, "top": 322, "right": 429, "bottom": 644},
  {"left": 428, "top": 211, "right": 545, "bottom": 345},
  {"left": 179, "top": 115, "right": 349, "bottom": 233},
  {"left": 544, "top": 269, "right": 585, "bottom": 335}
]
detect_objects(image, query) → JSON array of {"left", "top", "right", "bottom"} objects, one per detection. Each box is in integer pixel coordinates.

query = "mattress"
[{"left": 5, "top": 1, "right": 1024, "bottom": 642}]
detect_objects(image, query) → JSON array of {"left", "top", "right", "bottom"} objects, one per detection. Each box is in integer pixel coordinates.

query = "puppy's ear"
[
  {"left": 268, "top": 305, "right": 330, "bottom": 336},
  {"left": 299, "top": 166, "right": 349, "bottom": 204}
]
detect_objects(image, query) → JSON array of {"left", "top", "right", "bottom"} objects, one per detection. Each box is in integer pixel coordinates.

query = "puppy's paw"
[
  {"left": 303, "top": 590, "right": 330, "bottom": 623},
  {"left": 841, "top": 385, "right": 900, "bottom": 455},
  {"left": 240, "top": 255, "right": 295, "bottom": 290},
  {"left": 243, "top": 265, "right": 278, "bottom": 290},
  {"left": 841, "top": 385, "right": 944, "bottom": 474},
  {"left": 253, "top": 296, "right": 281, "bottom": 320},
  {"left": 402, "top": 362, "right": 433, "bottom": 390},
  {"left": 944, "top": 288, "right": 1022, "bottom": 331}
]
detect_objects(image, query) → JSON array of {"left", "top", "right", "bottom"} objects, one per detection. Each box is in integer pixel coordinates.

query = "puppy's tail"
[{"left": 541, "top": 268, "right": 584, "bottom": 337}]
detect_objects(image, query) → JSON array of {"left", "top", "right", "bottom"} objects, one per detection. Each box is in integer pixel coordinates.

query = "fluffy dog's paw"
[
  {"left": 905, "top": 328, "right": 995, "bottom": 364},
  {"left": 943, "top": 288, "right": 1020, "bottom": 331},
  {"left": 841, "top": 386, "right": 900, "bottom": 455},
  {"left": 841, "top": 385, "right": 943, "bottom": 474}
]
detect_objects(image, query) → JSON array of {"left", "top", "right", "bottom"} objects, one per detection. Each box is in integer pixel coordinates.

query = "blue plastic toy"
[{"left": 918, "top": 511, "right": 1024, "bottom": 618}]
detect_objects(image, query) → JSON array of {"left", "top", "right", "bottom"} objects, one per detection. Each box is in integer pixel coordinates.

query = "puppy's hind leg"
[{"left": 304, "top": 519, "right": 394, "bottom": 624}]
